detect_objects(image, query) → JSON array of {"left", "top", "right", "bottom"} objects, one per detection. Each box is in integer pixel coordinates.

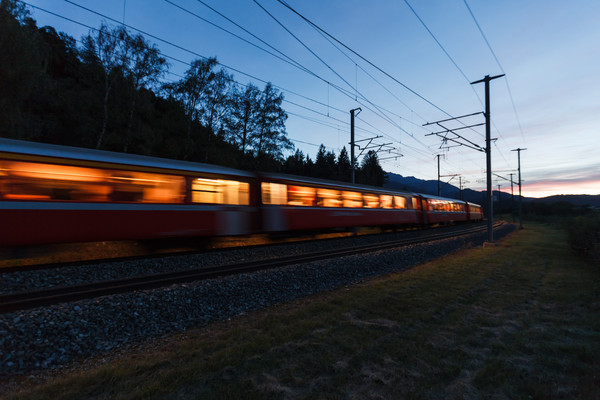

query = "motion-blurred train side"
[{"left": 0, "top": 138, "right": 483, "bottom": 247}]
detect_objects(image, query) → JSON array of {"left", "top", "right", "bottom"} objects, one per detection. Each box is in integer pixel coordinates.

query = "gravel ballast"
[{"left": 0, "top": 224, "right": 515, "bottom": 384}]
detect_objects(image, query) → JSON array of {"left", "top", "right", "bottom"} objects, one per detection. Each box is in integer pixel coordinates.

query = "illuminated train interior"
[
  {"left": 0, "top": 137, "right": 483, "bottom": 252},
  {"left": 0, "top": 160, "right": 472, "bottom": 211},
  {"left": 0, "top": 160, "right": 249, "bottom": 206}
]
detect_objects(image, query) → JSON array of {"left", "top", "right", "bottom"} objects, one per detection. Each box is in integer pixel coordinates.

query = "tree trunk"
[
  {"left": 123, "top": 91, "right": 136, "bottom": 153},
  {"left": 96, "top": 75, "right": 112, "bottom": 149}
]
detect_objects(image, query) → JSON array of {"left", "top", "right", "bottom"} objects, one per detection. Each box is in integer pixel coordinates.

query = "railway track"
[{"left": 0, "top": 222, "right": 501, "bottom": 314}]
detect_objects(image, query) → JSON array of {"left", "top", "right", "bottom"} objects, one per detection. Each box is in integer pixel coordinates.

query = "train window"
[
  {"left": 1, "top": 161, "right": 110, "bottom": 201},
  {"left": 261, "top": 182, "right": 287, "bottom": 205},
  {"left": 317, "top": 188, "right": 341, "bottom": 207},
  {"left": 342, "top": 191, "right": 362, "bottom": 208},
  {"left": 380, "top": 195, "right": 393, "bottom": 209},
  {"left": 111, "top": 172, "right": 184, "bottom": 203},
  {"left": 363, "top": 193, "right": 379, "bottom": 208},
  {"left": 224, "top": 180, "right": 249, "bottom": 205},
  {"left": 0, "top": 160, "right": 186, "bottom": 203},
  {"left": 394, "top": 196, "right": 406, "bottom": 209},
  {"left": 287, "top": 185, "right": 316, "bottom": 206},
  {"left": 192, "top": 178, "right": 249, "bottom": 205},
  {"left": 429, "top": 199, "right": 448, "bottom": 211}
]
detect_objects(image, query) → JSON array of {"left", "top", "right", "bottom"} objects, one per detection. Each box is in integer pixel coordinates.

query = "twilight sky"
[{"left": 22, "top": 0, "right": 600, "bottom": 197}]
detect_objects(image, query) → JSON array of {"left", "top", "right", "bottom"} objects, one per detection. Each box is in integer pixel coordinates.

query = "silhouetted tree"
[
  {"left": 283, "top": 149, "right": 306, "bottom": 176},
  {"left": 81, "top": 23, "right": 131, "bottom": 149},
  {"left": 201, "top": 68, "right": 233, "bottom": 134},
  {"left": 337, "top": 146, "right": 352, "bottom": 182},
  {"left": 162, "top": 57, "right": 218, "bottom": 158},
  {"left": 304, "top": 155, "right": 315, "bottom": 177},
  {"left": 225, "top": 83, "right": 261, "bottom": 157},
  {"left": 252, "top": 83, "right": 292, "bottom": 161},
  {"left": 357, "top": 150, "right": 386, "bottom": 186},
  {"left": 314, "top": 144, "right": 337, "bottom": 180},
  {"left": 0, "top": 0, "right": 44, "bottom": 139},
  {"left": 120, "top": 30, "right": 166, "bottom": 152}
]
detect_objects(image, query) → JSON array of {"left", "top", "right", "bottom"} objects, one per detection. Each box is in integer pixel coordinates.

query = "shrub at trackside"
[{"left": 565, "top": 213, "right": 600, "bottom": 263}]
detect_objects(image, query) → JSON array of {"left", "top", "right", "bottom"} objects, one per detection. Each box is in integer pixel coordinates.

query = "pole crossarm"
[
  {"left": 428, "top": 122, "right": 486, "bottom": 135},
  {"left": 423, "top": 111, "right": 484, "bottom": 126},
  {"left": 351, "top": 136, "right": 399, "bottom": 159},
  {"left": 441, "top": 174, "right": 460, "bottom": 185},
  {"left": 493, "top": 173, "right": 516, "bottom": 185},
  {"left": 424, "top": 119, "right": 486, "bottom": 153},
  {"left": 428, "top": 132, "right": 485, "bottom": 152},
  {"left": 379, "top": 150, "right": 404, "bottom": 161},
  {"left": 354, "top": 136, "right": 382, "bottom": 144}
]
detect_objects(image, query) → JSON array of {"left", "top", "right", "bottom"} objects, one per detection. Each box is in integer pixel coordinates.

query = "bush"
[{"left": 565, "top": 214, "right": 600, "bottom": 264}]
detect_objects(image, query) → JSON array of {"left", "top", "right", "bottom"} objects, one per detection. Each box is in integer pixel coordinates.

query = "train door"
[
  {"left": 417, "top": 195, "right": 428, "bottom": 225},
  {"left": 260, "top": 182, "right": 288, "bottom": 232}
]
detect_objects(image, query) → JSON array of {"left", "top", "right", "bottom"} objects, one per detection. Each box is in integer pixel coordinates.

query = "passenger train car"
[{"left": 0, "top": 138, "right": 482, "bottom": 247}]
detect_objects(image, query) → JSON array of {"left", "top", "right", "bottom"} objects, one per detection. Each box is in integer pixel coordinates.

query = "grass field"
[{"left": 6, "top": 222, "right": 600, "bottom": 399}]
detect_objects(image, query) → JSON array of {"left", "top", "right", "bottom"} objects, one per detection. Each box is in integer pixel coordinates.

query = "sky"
[{"left": 21, "top": 0, "right": 600, "bottom": 198}]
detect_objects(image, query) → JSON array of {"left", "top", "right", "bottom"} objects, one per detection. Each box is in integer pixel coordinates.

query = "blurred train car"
[
  {"left": 420, "top": 194, "right": 470, "bottom": 224},
  {"left": 260, "top": 173, "right": 422, "bottom": 232},
  {"left": 466, "top": 202, "right": 484, "bottom": 221},
  {"left": 0, "top": 138, "right": 483, "bottom": 248},
  {"left": 0, "top": 138, "right": 258, "bottom": 247}
]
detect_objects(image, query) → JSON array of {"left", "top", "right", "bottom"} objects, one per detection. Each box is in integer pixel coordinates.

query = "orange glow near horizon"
[{"left": 521, "top": 179, "right": 600, "bottom": 198}]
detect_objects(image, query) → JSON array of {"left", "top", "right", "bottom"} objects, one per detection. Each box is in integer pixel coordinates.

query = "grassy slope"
[{"left": 8, "top": 223, "right": 600, "bottom": 399}]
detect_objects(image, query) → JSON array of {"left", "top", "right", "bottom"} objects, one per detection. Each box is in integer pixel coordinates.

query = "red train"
[{"left": 0, "top": 138, "right": 483, "bottom": 247}]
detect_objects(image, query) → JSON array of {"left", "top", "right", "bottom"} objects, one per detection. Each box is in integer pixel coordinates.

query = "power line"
[
  {"left": 26, "top": 1, "right": 341, "bottom": 121},
  {"left": 403, "top": 0, "right": 481, "bottom": 101},
  {"left": 276, "top": 0, "right": 458, "bottom": 118},
  {"left": 253, "top": 0, "right": 411, "bottom": 141},
  {"left": 163, "top": 0, "right": 313, "bottom": 76},
  {"left": 291, "top": 7, "right": 435, "bottom": 153},
  {"left": 26, "top": 0, "right": 486, "bottom": 183},
  {"left": 463, "top": 0, "right": 526, "bottom": 145},
  {"left": 173, "top": 0, "right": 427, "bottom": 150},
  {"left": 192, "top": 0, "right": 394, "bottom": 123}
]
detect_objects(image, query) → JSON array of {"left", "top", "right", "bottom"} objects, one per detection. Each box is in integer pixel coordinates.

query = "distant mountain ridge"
[
  {"left": 533, "top": 194, "right": 600, "bottom": 207},
  {"left": 384, "top": 173, "right": 600, "bottom": 207}
]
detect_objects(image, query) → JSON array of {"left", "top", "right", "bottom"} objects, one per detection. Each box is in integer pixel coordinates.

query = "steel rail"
[{"left": 0, "top": 222, "right": 502, "bottom": 314}]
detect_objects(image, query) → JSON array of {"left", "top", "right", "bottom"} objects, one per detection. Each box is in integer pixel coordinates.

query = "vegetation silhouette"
[{"left": 0, "top": 0, "right": 386, "bottom": 185}]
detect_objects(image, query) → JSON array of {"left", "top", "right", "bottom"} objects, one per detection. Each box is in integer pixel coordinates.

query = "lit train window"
[
  {"left": 0, "top": 160, "right": 185, "bottom": 203},
  {"left": 287, "top": 185, "right": 316, "bottom": 206},
  {"left": 342, "top": 191, "right": 362, "bottom": 208},
  {"left": 110, "top": 172, "right": 184, "bottom": 203},
  {"left": 363, "top": 193, "right": 380, "bottom": 208},
  {"left": 429, "top": 199, "right": 452, "bottom": 211},
  {"left": 192, "top": 178, "right": 249, "bottom": 205},
  {"left": 380, "top": 195, "right": 393, "bottom": 209},
  {"left": 412, "top": 198, "right": 419, "bottom": 209},
  {"left": 394, "top": 196, "right": 407, "bottom": 209},
  {"left": 1, "top": 160, "right": 109, "bottom": 201},
  {"left": 317, "top": 188, "right": 342, "bottom": 207},
  {"left": 261, "top": 182, "right": 287, "bottom": 205}
]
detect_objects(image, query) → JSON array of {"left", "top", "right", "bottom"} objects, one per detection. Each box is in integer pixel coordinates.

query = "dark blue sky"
[{"left": 23, "top": 0, "right": 600, "bottom": 196}]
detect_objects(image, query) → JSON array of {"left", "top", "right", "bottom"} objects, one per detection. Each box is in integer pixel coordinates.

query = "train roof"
[
  {"left": 259, "top": 171, "right": 417, "bottom": 195},
  {"left": 417, "top": 193, "right": 467, "bottom": 203},
  {"left": 0, "top": 138, "right": 255, "bottom": 178}
]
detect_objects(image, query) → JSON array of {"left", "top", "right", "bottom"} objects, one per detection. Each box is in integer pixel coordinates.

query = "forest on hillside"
[{"left": 0, "top": 0, "right": 386, "bottom": 186}]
